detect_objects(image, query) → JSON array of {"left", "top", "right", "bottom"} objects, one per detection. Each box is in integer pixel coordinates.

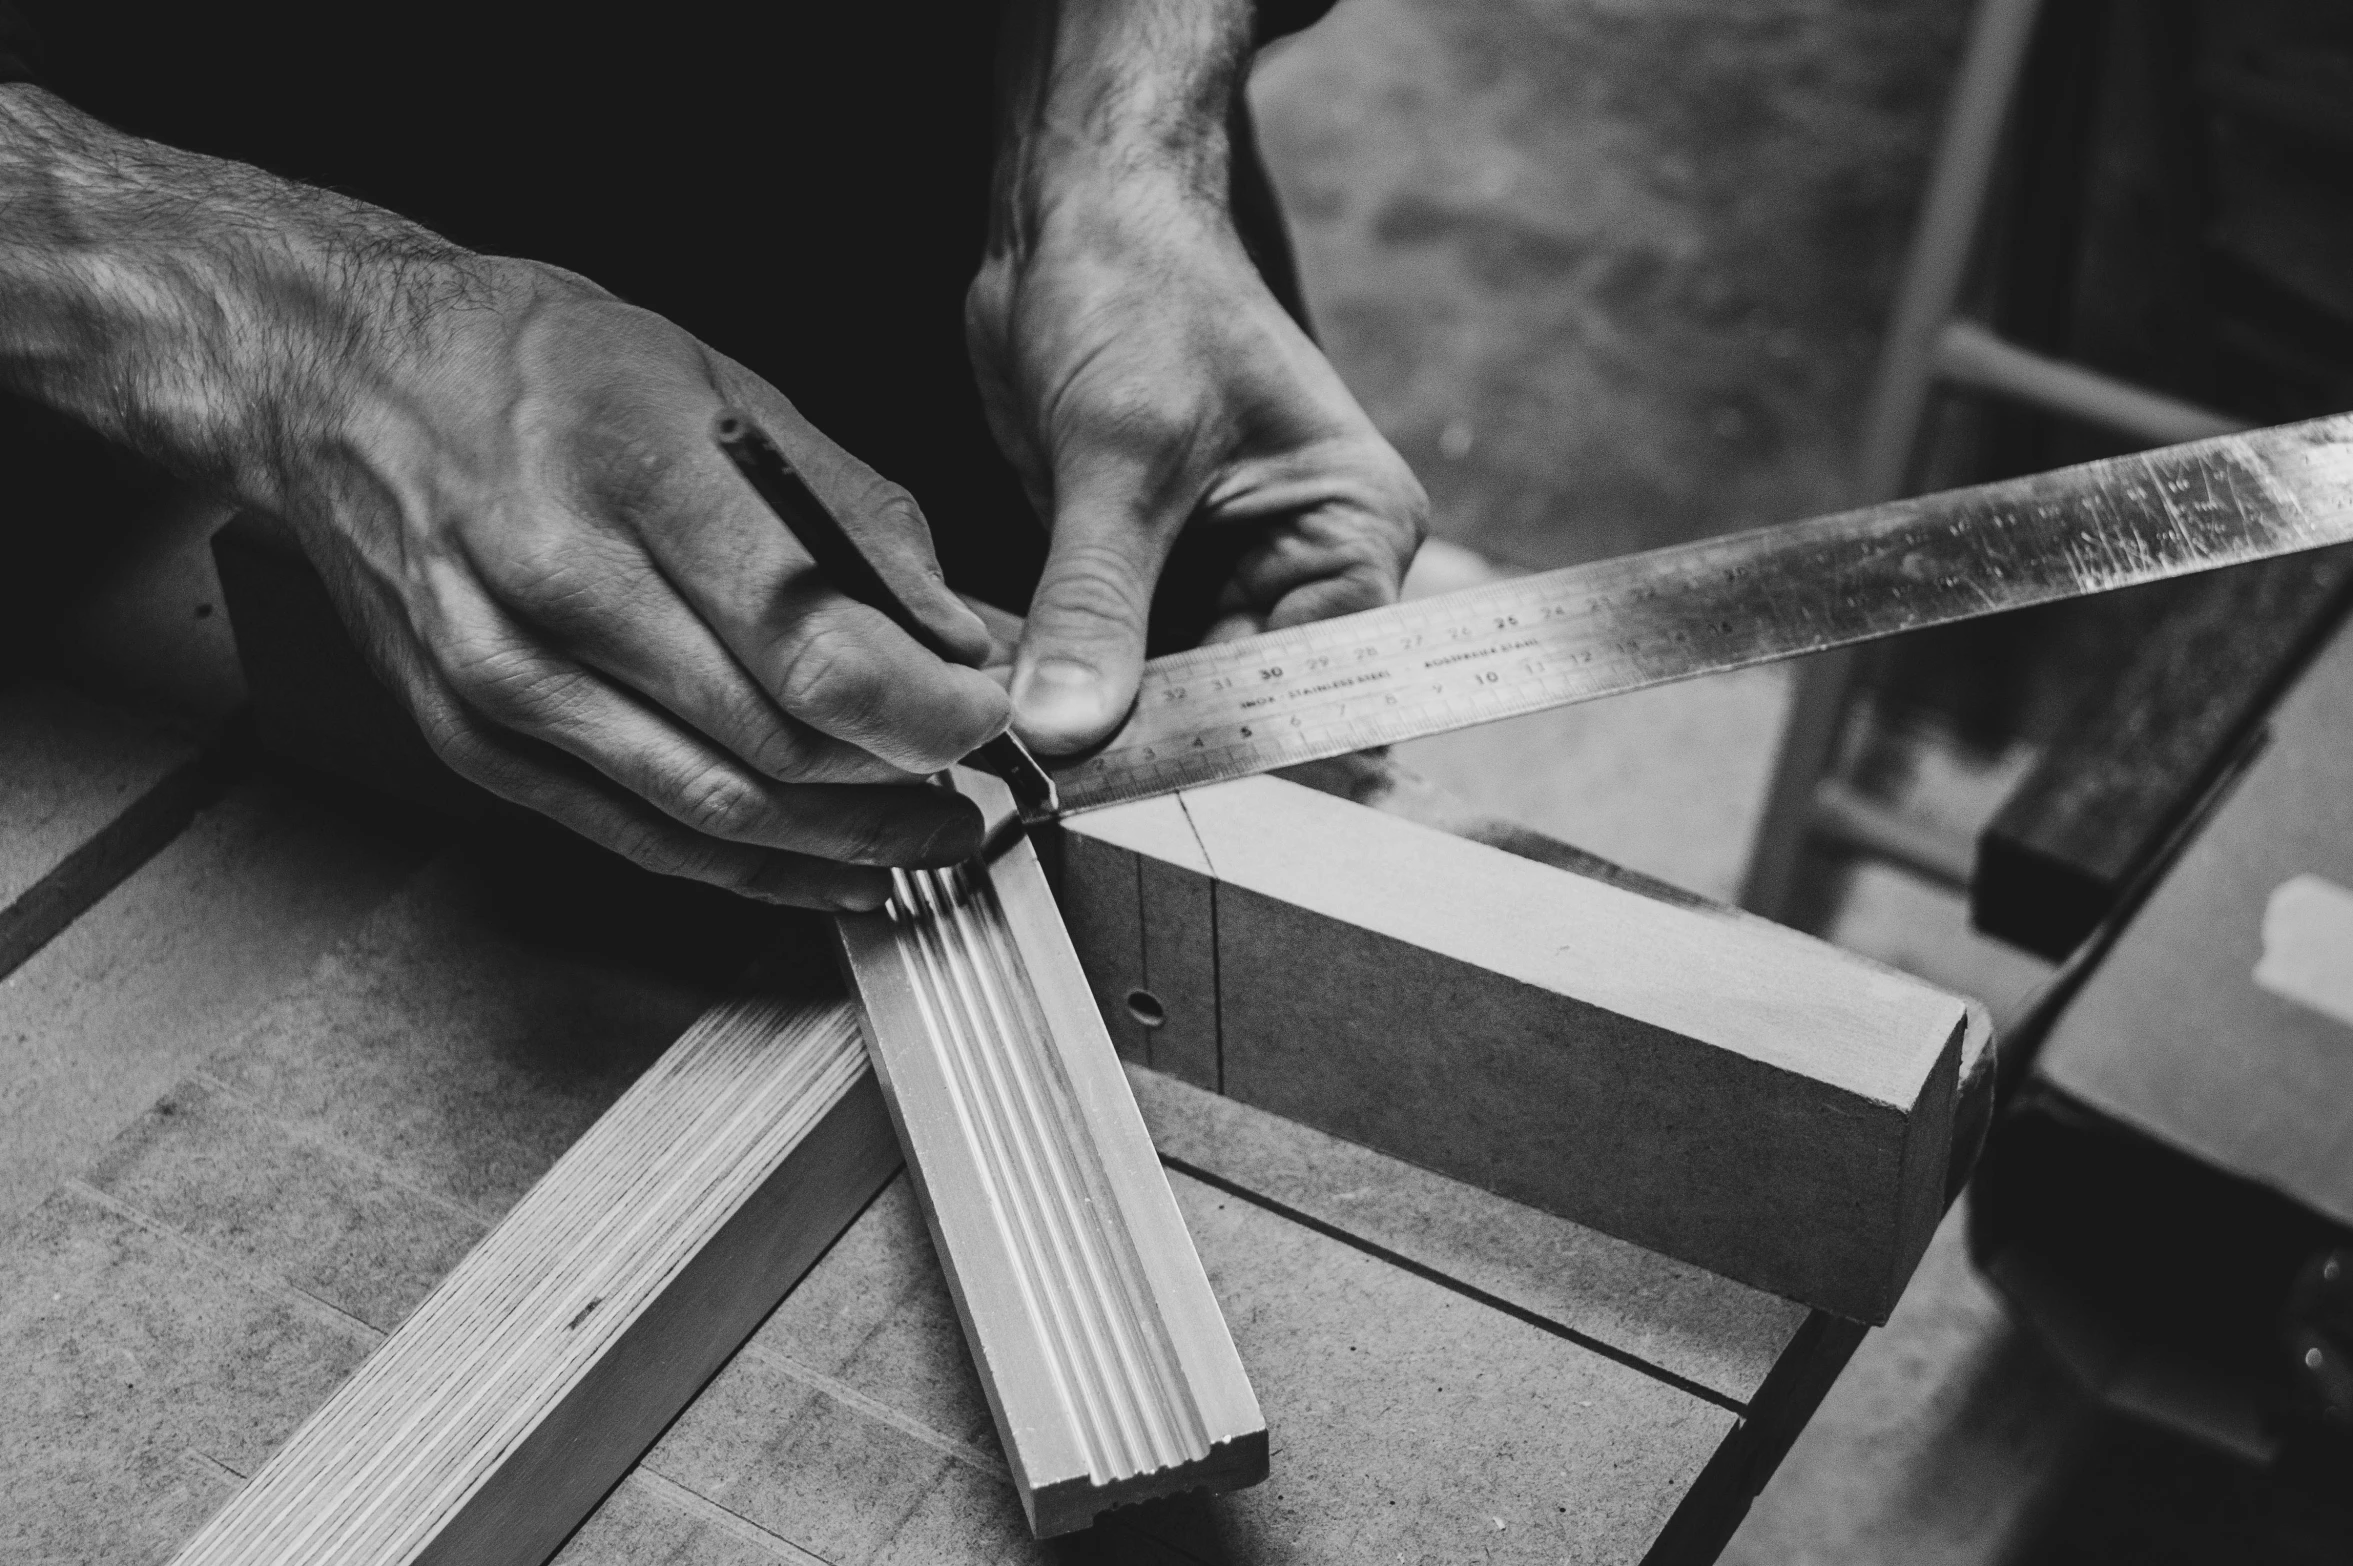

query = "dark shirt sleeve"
[
  {"left": 0, "top": 0, "right": 44, "bottom": 85},
  {"left": 1257, "top": 0, "right": 1339, "bottom": 44}
]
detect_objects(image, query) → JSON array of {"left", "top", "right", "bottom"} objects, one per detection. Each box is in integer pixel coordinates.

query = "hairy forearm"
[
  {"left": 0, "top": 83, "right": 488, "bottom": 504},
  {"left": 991, "top": 0, "right": 1255, "bottom": 237}
]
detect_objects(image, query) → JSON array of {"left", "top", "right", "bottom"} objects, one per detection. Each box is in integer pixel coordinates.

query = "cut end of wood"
[{"left": 1030, "top": 1426, "right": 1272, "bottom": 1539}]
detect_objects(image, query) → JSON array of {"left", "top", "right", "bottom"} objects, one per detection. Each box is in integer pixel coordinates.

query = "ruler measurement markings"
[{"left": 1045, "top": 415, "right": 2353, "bottom": 813}]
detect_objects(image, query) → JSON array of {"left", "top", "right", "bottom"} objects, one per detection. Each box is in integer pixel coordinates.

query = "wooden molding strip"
[
  {"left": 1056, "top": 774, "right": 1976, "bottom": 1324},
  {"left": 167, "top": 987, "right": 898, "bottom": 1566},
  {"left": 837, "top": 772, "right": 1266, "bottom": 1538}
]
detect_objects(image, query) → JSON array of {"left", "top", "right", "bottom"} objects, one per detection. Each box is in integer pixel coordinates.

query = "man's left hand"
[{"left": 968, "top": 163, "right": 1428, "bottom": 754}]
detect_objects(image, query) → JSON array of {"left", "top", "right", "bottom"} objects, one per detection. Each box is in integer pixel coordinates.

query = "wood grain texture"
[
  {"left": 1060, "top": 775, "right": 1974, "bottom": 1322},
  {"left": 2038, "top": 607, "right": 2353, "bottom": 1222},
  {"left": 1974, "top": 547, "right": 2353, "bottom": 958},
  {"left": 168, "top": 992, "right": 896, "bottom": 1566},
  {"left": 838, "top": 772, "right": 1265, "bottom": 1537},
  {"left": 0, "top": 678, "right": 208, "bottom": 981}
]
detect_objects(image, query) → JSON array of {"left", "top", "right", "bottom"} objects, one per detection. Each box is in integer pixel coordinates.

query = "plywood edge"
[
  {"left": 167, "top": 989, "right": 893, "bottom": 1566},
  {"left": 838, "top": 773, "right": 1265, "bottom": 1540}
]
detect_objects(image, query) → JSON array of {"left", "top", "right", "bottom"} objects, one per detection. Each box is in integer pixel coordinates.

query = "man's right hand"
[{"left": 2, "top": 86, "right": 1009, "bottom": 910}]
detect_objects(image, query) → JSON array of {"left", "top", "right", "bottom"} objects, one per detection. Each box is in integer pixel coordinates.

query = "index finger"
[{"left": 571, "top": 359, "right": 1011, "bottom": 773}]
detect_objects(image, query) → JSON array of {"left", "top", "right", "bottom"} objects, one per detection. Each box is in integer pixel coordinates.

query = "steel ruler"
[{"left": 1044, "top": 412, "right": 2353, "bottom": 816}]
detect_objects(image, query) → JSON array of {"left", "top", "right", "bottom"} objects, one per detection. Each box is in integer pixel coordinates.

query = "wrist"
[
  {"left": 0, "top": 86, "right": 499, "bottom": 507},
  {"left": 992, "top": 0, "right": 1253, "bottom": 245}
]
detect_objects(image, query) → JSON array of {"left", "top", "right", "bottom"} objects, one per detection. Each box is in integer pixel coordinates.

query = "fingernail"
[{"left": 1013, "top": 658, "right": 1107, "bottom": 741}]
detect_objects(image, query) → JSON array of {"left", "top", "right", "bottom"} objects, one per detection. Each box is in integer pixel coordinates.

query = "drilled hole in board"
[{"left": 1125, "top": 989, "right": 1167, "bottom": 1029}]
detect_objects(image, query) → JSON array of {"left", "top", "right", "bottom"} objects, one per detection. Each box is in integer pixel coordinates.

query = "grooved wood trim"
[
  {"left": 837, "top": 772, "right": 1267, "bottom": 1538},
  {"left": 1057, "top": 775, "right": 1974, "bottom": 1324},
  {"left": 166, "top": 991, "right": 898, "bottom": 1566}
]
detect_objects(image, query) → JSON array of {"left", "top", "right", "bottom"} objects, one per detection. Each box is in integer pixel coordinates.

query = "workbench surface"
[{"left": 0, "top": 677, "right": 1856, "bottom": 1564}]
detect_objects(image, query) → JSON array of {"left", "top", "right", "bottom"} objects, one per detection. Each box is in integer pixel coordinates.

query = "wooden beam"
[
  {"left": 167, "top": 985, "right": 898, "bottom": 1566},
  {"left": 837, "top": 771, "right": 1267, "bottom": 1538},
  {"left": 1057, "top": 775, "right": 1976, "bottom": 1323}
]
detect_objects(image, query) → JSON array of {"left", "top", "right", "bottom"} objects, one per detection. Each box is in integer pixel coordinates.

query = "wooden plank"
[
  {"left": 0, "top": 678, "right": 209, "bottom": 981},
  {"left": 1974, "top": 547, "right": 2353, "bottom": 958},
  {"left": 0, "top": 777, "right": 422, "bottom": 1220},
  {"left": 2037, "top": 605, "right": 2353, "bottom": 1222},
  {"left": 168, "top": 992, "right": 898, "bottom": 1566},
  {"left": 837, "top": 771, "right": 1265, "bottom": 1538},
  {"left": 1059, "top": 776, "right": 1974, "bottom": 1323}
]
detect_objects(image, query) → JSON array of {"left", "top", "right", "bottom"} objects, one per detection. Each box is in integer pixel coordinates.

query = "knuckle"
[
  {"left": 671, "top": 765, "right": 768, "bottom": 841},
  {"left": 1040, "top": 539, "right": 1151, "bottom": 627},
  {"left": 848, "top": 474, "right": 927, "bottom": 536},
  {"left": 576, "top": 408, "right": 695, "bottom": 519},
  {"left": 413, "top": 694, "right": 476, "bottom": 761},
  {"left": 776, "top": 621, "right": 890, "bottom": 733},
  {"left": 416, "top": 706, "right": 536, "bottom": 807},
  {"left": 740, "top": 719, "right": 822, "bottom": 783},
  {"left": 475, "top": 516, "right": 595, "bottom": 615},
  {"left": 440, "top": 637, "right": 570, "bottom": 730},
  {"left": 608, "top": 823, "right": 701, "bottom": 882}
]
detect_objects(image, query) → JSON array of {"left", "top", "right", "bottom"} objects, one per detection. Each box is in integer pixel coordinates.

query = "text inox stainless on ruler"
[{"left": 1046, "top": 412, "right": 2353, "bottom": 816}]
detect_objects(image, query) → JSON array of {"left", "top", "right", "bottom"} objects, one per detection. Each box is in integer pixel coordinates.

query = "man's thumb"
[{"left": 1012, "top": 499, "right": 1171, "bottom": 754}]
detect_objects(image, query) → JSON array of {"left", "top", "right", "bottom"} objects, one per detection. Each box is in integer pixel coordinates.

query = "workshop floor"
[{"left": 1255, "top": 4, "right": 2344, "bottom": 1564}]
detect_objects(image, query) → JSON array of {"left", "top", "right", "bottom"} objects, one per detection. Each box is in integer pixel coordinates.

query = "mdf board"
[
  {"left": 0, "top": 763, "right": 420, "bottom": 1219},
  {"left": 0, "top": 844, "right": 1783, "bottom": 1566},
  {"left": 0, "top": 677, "right": 207, "bottom": 979},
  {"left": 1058, "top": 776, "right": 1975, "bottom": 1324},
  {"left": 2038, "top": 608, "right": 2353, "bottom": 1223}
]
